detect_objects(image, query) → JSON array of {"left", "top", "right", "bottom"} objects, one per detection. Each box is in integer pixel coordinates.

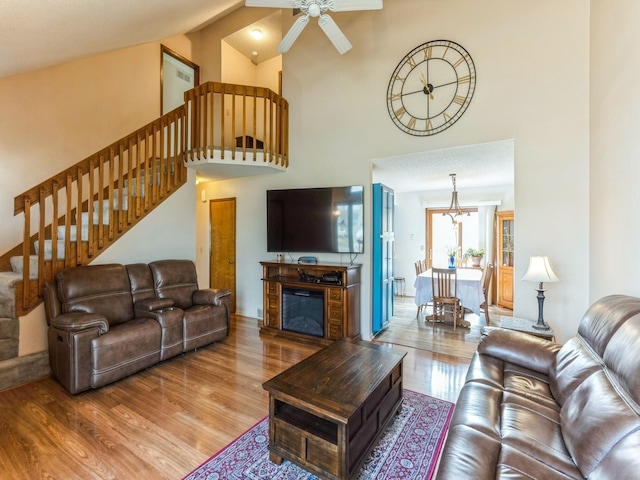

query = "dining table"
[{"left": 414, "top": 267, "right": 485, "bottom": 316}]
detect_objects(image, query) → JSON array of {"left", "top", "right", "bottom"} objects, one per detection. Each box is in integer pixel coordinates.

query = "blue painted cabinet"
[{"left": 372, "top": 183, "right": 395, "bottom": 335}]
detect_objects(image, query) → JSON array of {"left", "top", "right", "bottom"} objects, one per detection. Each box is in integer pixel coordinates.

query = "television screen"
[{"left": 267, "top": 186, "right": 364, "bottom": 253}]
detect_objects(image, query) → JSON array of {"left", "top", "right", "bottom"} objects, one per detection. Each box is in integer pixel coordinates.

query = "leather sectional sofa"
[
  {"left": 436, "top": 294, "right": 640, "bottom": 479},
  {"left": 43, "top": 259, "right": 230, "bottom": 394}
]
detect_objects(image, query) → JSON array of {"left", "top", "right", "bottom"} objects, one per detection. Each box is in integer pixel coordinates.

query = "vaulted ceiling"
[{"left": 0, "top": 0, "right": 245, "bottom": 78}]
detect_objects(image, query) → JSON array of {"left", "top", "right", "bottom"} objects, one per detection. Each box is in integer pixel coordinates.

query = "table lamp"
[{"left": 522, "top": 256, "right": 559, "bottom": 330}]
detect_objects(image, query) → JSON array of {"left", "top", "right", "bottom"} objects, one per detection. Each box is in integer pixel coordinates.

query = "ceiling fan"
[{"left": 245, "top": 0, "right": 383, "bottom": 54}]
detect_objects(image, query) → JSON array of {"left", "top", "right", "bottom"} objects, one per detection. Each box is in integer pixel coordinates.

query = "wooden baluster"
[
  {"left": 220, "top": 89, "right": 226, "bottom": 159},
  {"left": 76, "top": 166, "right": 83, "bottom": 265},
  {"left": 135, "top": 134, "right": 141, "bottom": 217},
  {"left": 88, "top": 159, "right": 95, "bottom": 258},
  {"left": 65, "top": 174, "right": 72, "bottom": 268},
  {"left": 263, "top": 95, "right": 268, "bottom": 163},
  {"left": 107, "top": 149, "right": 115, "bottom": 240},
  {"left": 143, "top": 129, "right": 150, "bottom": 212},
  {"left": 231, "top": 89, "right": 237, "bottom": 161},
  {"left": 151, "top": 124, "right": 158, "bottom": 205},
  {"left": 252, "top": 88, "right": 258, "bottom": 160},
  {"left": 38, "top": 188, "right": 46, "bottom": 293},
  {"left": 98, "top": 154, "right": 105, "bottom": 247},
  {"left": 51, "top": 182, "right": 59, "bottom": 280},
  {"left": 127, "top": 139, "right": 133, "bottom": 225},
  {"left": 118, "top": 144, "right": 125, "bottom": 231},
  {"left": 22, "top": 196, "right": 30, "bottom": 310},
  {"left": 210, "top": 86, "right": 216, "bottom": 160}
]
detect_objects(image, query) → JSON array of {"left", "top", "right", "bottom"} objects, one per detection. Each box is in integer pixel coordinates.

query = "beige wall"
[
  {"left": 0, "top": 34, "right": 199, "bottom": 355},
  {"left": 197, "top": 0, "right": 590, "bottom": 342},
  {"left": 590, "top": 0, "right": 640, "bottom": 300}
]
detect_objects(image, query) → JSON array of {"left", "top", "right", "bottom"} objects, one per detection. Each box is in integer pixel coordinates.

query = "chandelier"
[{"left": 444, "top": 173, "right": 469, "bottom": 223}]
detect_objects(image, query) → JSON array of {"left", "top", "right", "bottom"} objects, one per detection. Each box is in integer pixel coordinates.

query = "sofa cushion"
[
  {"left": 56, "top": 264, "right": 134, "bottom": 326},
  {"left": 550, "top": 295, "right": 640, "bottom": 406},
  {"left": 149, "top": 259, "right": 198, "bottom": 309},
  {"left": 561, "top": 369, "right": 640, "bottom": 478},
  {"left": 90, "top": 318, "right": 161, "bottom": 388},
  {"left": 576, "top": 294, "right": 640, "bottom": 357},
  {"left": 126, "top": 263, "right": 156, "bottom": 303},
  {"left": 183, "top": 305, "right": 228, "bottom": 351},
  {"left": 602, "top": 313, "right": 640, "bottom": 400}
]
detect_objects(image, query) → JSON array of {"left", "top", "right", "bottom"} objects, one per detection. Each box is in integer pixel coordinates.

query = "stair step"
[
  {"left": 9, "top": 256, "right": 39, "bottom": 279},
  {"left": 56, "top": 224, "right": 89, "bottom": 242},
  {"left": 34, "top": 240, "right": 66, "bottom": 261},
  {"left": 94, "top": 197, "right": 128, "bottom": 214}
]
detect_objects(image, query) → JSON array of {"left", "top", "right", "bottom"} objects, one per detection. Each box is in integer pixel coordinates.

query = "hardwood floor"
[{"left": 0, "top": 298, "right": 508, "bottom": 479}]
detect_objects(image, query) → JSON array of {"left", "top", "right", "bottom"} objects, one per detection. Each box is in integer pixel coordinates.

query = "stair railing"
[
  {"left": 9, "top": 82, "right": 289, "bottom": 315},
  {"left": 12, "top": 106, "right": 187, "bottom": 313}
]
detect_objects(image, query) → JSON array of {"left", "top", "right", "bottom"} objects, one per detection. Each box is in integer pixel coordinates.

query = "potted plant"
[{"left": 464, "top": 248, "right": 485, "bottom": 268}]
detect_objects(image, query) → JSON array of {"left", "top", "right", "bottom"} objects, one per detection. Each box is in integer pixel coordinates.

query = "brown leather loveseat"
[
  {"left": 437, "top": 294, "right": 640, "bottom": 479},
  {"left": 43, "top": 259, "right": 230, "bottom": 394}
]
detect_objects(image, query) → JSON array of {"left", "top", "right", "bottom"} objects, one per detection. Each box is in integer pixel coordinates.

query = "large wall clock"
[{"left": 387, "top": 40, "right": 476, "bottom": 136}]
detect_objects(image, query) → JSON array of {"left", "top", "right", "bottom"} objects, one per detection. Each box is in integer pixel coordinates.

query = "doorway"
[
  {"left": 370, "top": 139, "right": 515, "bottom": 338},
  {"left": 161, "top": 45, "right": 199, "bottom": 115},
  {"left": 210, "top": 198, "right": 236, "bottom": 313}
]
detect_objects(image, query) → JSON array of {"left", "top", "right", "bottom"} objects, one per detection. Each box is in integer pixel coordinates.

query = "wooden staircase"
[{"left": 0, "top": 81, "right": 289, "bottom": 319}]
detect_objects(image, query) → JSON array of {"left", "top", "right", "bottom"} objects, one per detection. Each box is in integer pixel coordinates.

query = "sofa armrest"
[
  {"left": 134, "top": 297, "right": 175, "bottom": 313},
  {"left": 193, "top": 288, "right": 231, "bottom": 306},
  {"left": 478, "top": 328, "right": 561, "bottom": 375},
  {"left": 49, "top": 312, "right": 109, "bottom": 335}
]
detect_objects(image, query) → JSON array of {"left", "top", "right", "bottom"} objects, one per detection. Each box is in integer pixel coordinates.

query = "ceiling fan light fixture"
[
  {"left": 308, "top": 3, "right": 321, "bottom": 16},
  {"left": 246, "top": 0, "right": 381, "bottom": 54}
]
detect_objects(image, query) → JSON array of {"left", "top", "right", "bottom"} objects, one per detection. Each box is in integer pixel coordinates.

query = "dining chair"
[
  {"left": 479, "top": 263, "right": 494, "bottom": 325},
  {"left": 415, "top": 260, "right": 429, "bottom": 318},
  {"left": 431, "top": 267, "right": 464, "bottom": 331}
]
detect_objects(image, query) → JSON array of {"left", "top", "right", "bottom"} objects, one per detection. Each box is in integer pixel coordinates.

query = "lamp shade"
[{"left": 522, "top": 256, "right": 559, "bottom": 283}]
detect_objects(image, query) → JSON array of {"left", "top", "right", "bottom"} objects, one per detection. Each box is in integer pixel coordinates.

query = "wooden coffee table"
[{"left": 262, "top": 339, "right": 407, "bottom": 480}]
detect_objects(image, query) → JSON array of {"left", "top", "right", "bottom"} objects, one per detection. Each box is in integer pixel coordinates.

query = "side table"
[{"left": 500, "top": 315, "right": 555, "bottom": 341}]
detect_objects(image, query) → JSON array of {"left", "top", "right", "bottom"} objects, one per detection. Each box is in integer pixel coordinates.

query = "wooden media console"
[{"left": 260, "top": 261, "right": 361, "bottom": 342}]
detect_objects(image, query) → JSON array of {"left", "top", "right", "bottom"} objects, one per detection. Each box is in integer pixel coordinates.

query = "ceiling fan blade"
[
  {"left": 330, "top": 0, "right": 383, "bottom": 12},
  {"left": 245, "top": 0, "right": 295, "bottom": 7},
  {"left": 318, "top": 14, "right": 352, "bottom": 54},
  {"left": 278, "top": 15, "right": 310, "bottom": 53}
]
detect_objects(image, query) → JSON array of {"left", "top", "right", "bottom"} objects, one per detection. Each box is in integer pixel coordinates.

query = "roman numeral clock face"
[{"left": 387, "top": 40, "right": 476, "bottom": 136}]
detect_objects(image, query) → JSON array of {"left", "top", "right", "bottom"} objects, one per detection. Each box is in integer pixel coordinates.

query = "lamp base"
[
  {"left": 532, "top": 321, "right": 551, "bottom": 330},
  {"left": 534, "top": 287, "right": 551, "bottom": 330}
]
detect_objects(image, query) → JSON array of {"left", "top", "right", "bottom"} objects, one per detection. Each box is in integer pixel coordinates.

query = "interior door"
[
  {"left": 372, "top": 183, "right": 394, "bottom": 335},
  {"left": 210, "top": 198, "right": 236, "bottom": 313}
]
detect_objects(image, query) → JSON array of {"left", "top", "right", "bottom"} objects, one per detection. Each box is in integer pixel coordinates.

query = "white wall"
[
  {"left": 590, "top": 0, "right": 640, "bottom": 301},
  {"left": 196, "top": 0, "right": 590, "bottom": 342}
]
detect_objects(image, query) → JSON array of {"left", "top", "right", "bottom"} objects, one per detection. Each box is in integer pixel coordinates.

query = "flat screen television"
[{"left": 267, "top": 186, "right": 364, "bottom": 254}]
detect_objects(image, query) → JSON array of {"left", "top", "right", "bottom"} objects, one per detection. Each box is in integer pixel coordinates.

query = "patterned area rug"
[{"left": 183, "top": 390, "right": 454, "bottom": 480}]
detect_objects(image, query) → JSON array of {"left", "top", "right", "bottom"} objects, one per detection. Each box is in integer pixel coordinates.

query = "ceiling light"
[
  {"left": 251, "top": 29, "right": 263, "bottom": 40},
  {"left": 444, "top": 173, "right": 470, "bottom": 223}
]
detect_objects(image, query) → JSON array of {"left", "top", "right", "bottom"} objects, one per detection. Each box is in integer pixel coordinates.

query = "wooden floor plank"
[{"left": 0, "top": 298, "right": 496, "bottom": 478}]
